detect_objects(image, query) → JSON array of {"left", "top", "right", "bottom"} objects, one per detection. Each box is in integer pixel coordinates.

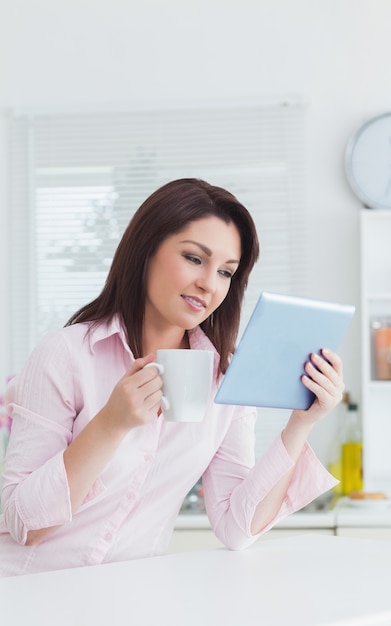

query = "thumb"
[{"left": 123, "top": 353, "right": 156, "bottom": 379}]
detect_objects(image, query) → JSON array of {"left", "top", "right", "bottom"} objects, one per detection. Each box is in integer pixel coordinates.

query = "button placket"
[{"left": 87, "top": 443, "right": 157, "bottom": 565}]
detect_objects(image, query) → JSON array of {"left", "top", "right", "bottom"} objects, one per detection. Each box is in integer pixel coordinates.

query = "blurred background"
[{"left": 1, "top": 0, "right": 390, "bottom": 466}]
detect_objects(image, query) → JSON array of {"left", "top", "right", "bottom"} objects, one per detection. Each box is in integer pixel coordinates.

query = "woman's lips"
[{"left": 182, "top": 295, "right": 207, "bottom": 310}]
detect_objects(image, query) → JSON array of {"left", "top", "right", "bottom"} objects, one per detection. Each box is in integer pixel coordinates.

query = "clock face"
[{"left": 345, "top": 113, "right": 391, "bottom": 209}]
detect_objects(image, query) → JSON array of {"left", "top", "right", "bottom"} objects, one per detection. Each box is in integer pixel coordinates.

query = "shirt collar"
[
  {"left": 88, "top": 315, "right": 130, "bottom": 355},
  {"left": 88, "top": 316, "right": 219, "bottom": 363}
]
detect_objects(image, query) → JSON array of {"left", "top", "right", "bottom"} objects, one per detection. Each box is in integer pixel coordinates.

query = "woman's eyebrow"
[{"left": 180, "top": 239, "right": 240, "bottom": 265}]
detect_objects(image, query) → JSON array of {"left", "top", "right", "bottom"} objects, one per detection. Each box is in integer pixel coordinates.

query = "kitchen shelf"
[
  {"left": 367, "top": 381, "right": 391, "bottom": 390},
  {"left": 360, "top": 210, "right": 391, "bottom": 494},
  {"left": 367, "top": 294, "right": 391, "bottom": 301}
]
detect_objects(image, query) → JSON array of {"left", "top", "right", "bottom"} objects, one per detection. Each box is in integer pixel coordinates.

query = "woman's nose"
[{"left": 196, "top": 270, "right": 217, "bottom": 294}]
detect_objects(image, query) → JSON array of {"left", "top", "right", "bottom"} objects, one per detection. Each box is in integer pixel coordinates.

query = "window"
[{"left": 8, "top": 99, "right": 309, "bottom": 457}]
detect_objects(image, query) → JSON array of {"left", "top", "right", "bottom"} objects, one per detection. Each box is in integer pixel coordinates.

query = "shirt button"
[
  {"left": 127, "top": 492, "right": 135, "bottom": 501},
  {"left": 144, "top": 453, "right": 154, "bottom": 463},
  {"left": 104, "top": 531, "right": 113, "bottom": 542}
]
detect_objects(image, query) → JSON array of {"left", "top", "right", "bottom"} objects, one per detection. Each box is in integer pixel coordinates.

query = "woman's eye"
[
  {"left": 218, "top": 269, "right": 233, "bottom": 279},
  {"left": 184, "top": 254, "right": 202, "bottom": 265},
  {"left": 183, "top": 253, "right": 233, "bottom": 279}
]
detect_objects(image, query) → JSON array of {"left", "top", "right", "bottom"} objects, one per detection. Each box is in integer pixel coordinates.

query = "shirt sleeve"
[
  {"left": 202, "top": 408, "right": 338, "bottom": 550},
  {"left": 2, "top": 331, "right": 77, "bottom": 544}
]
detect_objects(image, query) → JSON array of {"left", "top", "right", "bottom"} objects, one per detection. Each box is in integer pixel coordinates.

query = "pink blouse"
[{"left": 0, "top": 317, "right": 337, "bottom": 577}]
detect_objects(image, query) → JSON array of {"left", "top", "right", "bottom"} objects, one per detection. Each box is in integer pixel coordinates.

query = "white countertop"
[
  {"left": 3, "top": 535, "right": 391, "bottom": 626},
  {"left": 335, "top": 497, "right": 391, "bottom": 527}
]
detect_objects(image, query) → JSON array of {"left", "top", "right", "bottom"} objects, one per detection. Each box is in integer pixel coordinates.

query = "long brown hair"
[{"left": 66, "top": 178, "right": 259, "bottom": 373}]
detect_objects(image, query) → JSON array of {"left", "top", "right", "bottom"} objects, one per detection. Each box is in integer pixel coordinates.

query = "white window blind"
[{"left": 8, "top": 99, "right": 309, "bottom": 458}]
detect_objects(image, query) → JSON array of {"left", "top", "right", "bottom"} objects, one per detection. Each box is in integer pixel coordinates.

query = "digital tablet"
[{"left": 214, "top": 291, "right": 355, "bottom": 410}]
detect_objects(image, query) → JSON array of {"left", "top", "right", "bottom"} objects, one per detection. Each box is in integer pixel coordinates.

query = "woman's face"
[{"left": 145, "top": 216, "right": 241, "bottom": 333}]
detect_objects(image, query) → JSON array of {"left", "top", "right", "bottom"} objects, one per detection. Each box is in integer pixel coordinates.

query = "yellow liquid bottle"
[
  {"left": 342, "top": 441, "right": 363, "bottom": 495},
  {"left": 341, "top": 402, "right": 363, "bottom": 496}
]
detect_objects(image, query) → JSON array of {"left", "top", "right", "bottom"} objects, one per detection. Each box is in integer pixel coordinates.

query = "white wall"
[{"left": 1, "top": 0, "right": 390, "bottom": 461}]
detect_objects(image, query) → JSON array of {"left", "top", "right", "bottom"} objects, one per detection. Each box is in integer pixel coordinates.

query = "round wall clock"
[{"left": 345, "top": 112, "right": 391, "bottom": 209}]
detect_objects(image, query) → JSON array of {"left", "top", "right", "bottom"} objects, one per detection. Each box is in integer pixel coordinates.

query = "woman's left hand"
[{"left": 298, "top": 348, "right": 345, "bottom": 424}]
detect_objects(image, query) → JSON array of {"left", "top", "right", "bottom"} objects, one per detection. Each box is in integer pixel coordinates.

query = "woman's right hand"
[{"left": 102, "top": 354, "right": 164, "bottom": 433}]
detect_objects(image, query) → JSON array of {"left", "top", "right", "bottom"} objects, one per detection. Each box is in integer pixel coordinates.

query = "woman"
[{"left": 0, "top": 178, "right": 341, "bottom": 576}]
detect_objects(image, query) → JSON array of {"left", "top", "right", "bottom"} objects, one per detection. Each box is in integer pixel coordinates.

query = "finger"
[
  {"left": 301, "top": 377, "right": 344, "bottom": 415},
  {"left": 308, "top": 352, "right": 343, "bottom": 386},
  {"left": 302, "top": 361, "right": 345, "bottom": 405},
  {"left": 144, "top": 388, "right": 164, "bottom": 414},
  {"left": 303, "top": 368, "right": 342, "bottom": 398},
  {"left": 306, "top": 357, "right": 344, "bottom": 392},
  {"left": 117, "top": 355, "right": 162, "bottom": 405},
  {"left": 303, "top": 364, "right": 336, "bottom": 397},
  {"left": 305, "top": 350, "right": 344, "bottom": 386},
  {"left": 115, "top": 367, "right": 163, "bottom": 424},
  {"left": 320, "top": 349, "right": 344, "bottom": 376},
  {"left": 122, "top": 354, "right": 156, "bottom": 379},
  {"left": 131, "top": 362, "right": 163, "bottom": 396}
]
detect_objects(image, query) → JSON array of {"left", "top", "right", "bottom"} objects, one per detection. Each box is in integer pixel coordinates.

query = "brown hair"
[{"left": 66, "top": 178, "right": 259, "bottom": 373}]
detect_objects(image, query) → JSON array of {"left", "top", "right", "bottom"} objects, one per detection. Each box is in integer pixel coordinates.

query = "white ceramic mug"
[{"left": 145, "top": 349, "right": 214, "bottom": 422}]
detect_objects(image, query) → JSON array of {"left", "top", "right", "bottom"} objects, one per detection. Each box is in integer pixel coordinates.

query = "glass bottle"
[
  {"left": 327, "top": 422, "right": 342, "bottom": 496},
  {"left": 341, "top": 401, "right": 363, "bottom": 496}
]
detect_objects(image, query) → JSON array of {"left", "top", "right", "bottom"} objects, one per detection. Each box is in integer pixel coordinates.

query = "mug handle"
[
  {"left": 144, "top": 362, "right": 170, "bottom": 410},
  {"left": 144, "top": 361, "right": 164, "bottom": 375}
]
